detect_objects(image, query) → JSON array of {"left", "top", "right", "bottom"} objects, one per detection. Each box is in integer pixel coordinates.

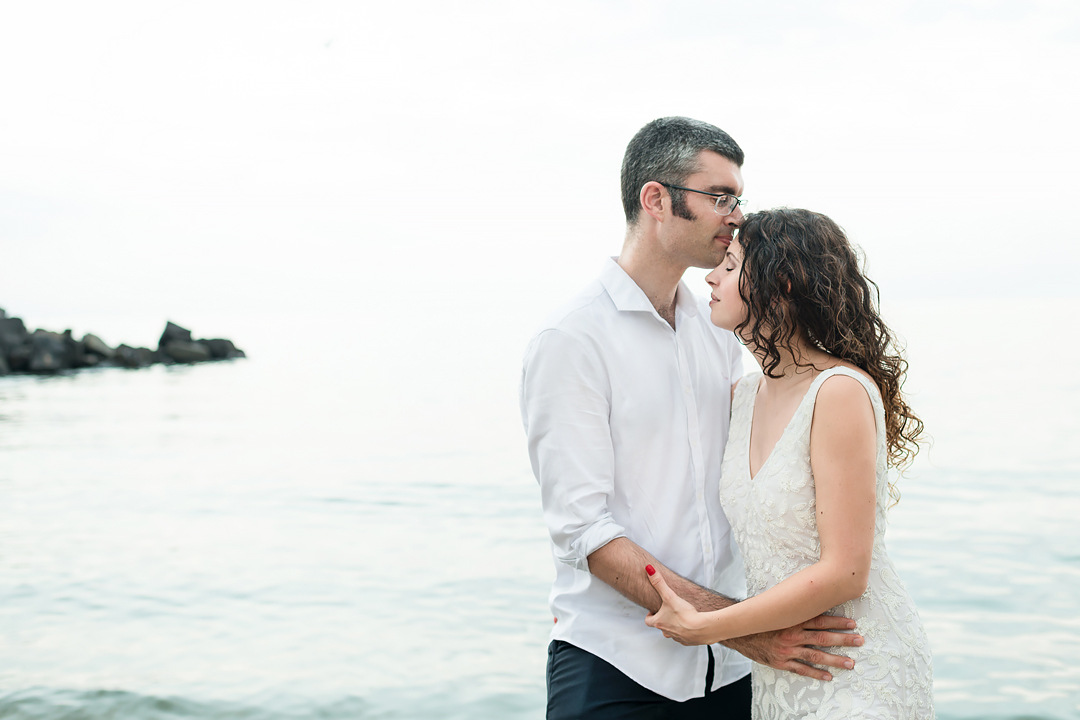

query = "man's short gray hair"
[{"left": 620, "top": 117, "right": 744, "bottom": 225}]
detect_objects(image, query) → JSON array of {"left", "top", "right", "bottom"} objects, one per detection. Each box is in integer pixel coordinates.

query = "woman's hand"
[{"left": 644, "top": 564, "right": 714, "bottom": 645}]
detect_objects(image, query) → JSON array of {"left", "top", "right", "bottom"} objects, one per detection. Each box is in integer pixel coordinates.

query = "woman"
[{"left": 645, "top": 209, "right": 933, "bottom": 717}]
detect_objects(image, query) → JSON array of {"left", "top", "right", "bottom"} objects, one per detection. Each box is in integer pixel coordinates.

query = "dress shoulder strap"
[
  {"left": 807, "top": 366, "right": 887, "bottom": 447},
  {"left": 731, "top": 371, "right": 761, "bottom": 418}
]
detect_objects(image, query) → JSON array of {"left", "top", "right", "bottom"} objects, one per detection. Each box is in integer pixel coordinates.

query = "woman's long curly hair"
[{"left": 735, "top": 208, "right": 923, "bottom": 487}]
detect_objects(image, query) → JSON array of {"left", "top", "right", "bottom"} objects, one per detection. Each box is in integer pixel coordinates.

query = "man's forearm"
[
  {"left": 587, "top": 539, "right": 790, "bottom": 656},
  {"left": 587, "top": 537, "right": 737, "bottom": 613},
  {"left": 586, "top": 536, "right": 855, "bottom": 673}
]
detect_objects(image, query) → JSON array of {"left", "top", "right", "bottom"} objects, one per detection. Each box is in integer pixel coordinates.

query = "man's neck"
[{"left": 617, "top": 240, "right": 686, "bottom": 328}]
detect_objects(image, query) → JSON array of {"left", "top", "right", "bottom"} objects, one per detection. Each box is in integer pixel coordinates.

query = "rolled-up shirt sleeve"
[{"left": 520, "top": 327, "right": 625, "bottom": 572}]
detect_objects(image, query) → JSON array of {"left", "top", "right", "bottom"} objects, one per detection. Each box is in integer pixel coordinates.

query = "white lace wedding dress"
[{"left": 719, "top": 367, "right": 934, "bottom": 719}]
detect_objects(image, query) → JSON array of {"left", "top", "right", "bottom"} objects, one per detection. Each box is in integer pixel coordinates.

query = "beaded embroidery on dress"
[{"left": 720, "top": 367, "right": 934, "bottom": 719}]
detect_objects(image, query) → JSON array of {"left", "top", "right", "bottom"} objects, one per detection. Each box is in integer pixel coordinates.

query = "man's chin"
[{"left": 697, "top": 253, "right": 727, "bottom": 270}]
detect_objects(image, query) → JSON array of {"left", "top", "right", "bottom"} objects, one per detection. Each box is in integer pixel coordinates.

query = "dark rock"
[
  {"left": 163, "top": 340, "right": 212, "bottom": 363},
  {"left": 0, "top": 354, "right": 8, "bottom": 375},
  {"left": 158, "top": 321, "right": 193, "bottom": 350},
  {"left": 114, "top": 344, "right": 156, "bottom": 369},
  {"left": 202, "top": 338, "right": 244, "bottom": 360},
  {"left": 82, "top": 333, "right": 115, "bottom": 359},
  {"left": 135, "top": 347, "right": 156, "bottom": 366},
  {"left": 62, "top": 330, "right": 89, "bottom": 369},
  {"left": 28, "top": 330, "right": 69, "bottom": 373},
  {"left": 7, "top": 344, "right": 31, "bottom": 372},
  {"left": 0, "top": 316, "right": 30, "bottom": 356},
  {"left": 114, "top": 345, "right": 138, "bottom": 369}
]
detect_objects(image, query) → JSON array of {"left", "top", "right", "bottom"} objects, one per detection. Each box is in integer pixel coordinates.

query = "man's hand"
[{"left": 723, "top": 615, "right": 863, "bottom": 682}]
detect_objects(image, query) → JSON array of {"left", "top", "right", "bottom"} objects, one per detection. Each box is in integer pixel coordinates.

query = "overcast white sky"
[{"left": 1, "top": 0, "right": 1077, "bottom": 345}]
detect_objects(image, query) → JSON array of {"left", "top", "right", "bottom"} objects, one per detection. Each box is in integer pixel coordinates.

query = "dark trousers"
[{"left": 546, "top": 640, "right": 752, "bottom": 720}]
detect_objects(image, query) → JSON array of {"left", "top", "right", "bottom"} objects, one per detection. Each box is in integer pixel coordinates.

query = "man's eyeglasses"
[{"left": 660, "top": 183, "right": 744, "bottom": 216}]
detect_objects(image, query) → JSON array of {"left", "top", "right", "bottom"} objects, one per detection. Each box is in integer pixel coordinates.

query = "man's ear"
[{"left": 639, "top": 181, "right": 667, "bottom": 223}]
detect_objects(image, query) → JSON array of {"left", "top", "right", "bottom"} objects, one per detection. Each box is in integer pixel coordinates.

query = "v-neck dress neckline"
[{"left": 745, "top": 369, "right": 832, "bottom": 483}]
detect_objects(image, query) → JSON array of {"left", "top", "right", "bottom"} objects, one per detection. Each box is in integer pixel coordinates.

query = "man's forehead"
[{"left": 688, "top": 150, "right": 743, "bottom": 194}]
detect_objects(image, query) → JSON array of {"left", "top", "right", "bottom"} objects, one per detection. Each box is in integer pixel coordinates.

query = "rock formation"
[{"left": 0, "top": 309, "right": 245, "bottom": 376}]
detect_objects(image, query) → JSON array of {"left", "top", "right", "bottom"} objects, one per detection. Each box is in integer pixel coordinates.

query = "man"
[{"left": 520, "top": 117, "right": 862, "bottom": 719}]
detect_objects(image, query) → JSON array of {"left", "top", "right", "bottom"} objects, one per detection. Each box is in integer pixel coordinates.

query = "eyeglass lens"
[{"left": 715, "top": 196, "right": 738, "bottom": 215}]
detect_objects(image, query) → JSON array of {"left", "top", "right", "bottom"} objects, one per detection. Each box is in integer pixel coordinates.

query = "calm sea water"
[{"left": 1, "top": 298, "right": 1078, "bottom": 719}]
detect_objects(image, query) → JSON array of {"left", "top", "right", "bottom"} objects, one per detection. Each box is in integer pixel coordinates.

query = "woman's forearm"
[{"left": 697, "top": 559, "right": 867, "bottom": 643}]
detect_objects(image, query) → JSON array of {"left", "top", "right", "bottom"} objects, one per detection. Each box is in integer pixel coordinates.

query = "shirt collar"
[{"left": 600, "top": 258, "right": 700, "bottom": 319}]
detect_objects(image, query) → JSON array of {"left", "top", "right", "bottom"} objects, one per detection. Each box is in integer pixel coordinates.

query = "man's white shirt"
[{"left": 520, "top": 258, "right": 750, "bottom": 701}]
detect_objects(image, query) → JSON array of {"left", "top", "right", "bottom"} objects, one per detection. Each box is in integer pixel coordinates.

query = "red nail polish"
[{"left": 646, "top": 564, "right": 656, "bottom": 576}]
